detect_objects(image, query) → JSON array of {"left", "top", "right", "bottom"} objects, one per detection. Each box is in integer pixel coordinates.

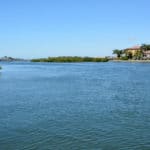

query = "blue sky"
[{"left": 0, "top": 0, "right": 150, "bottom": 58}]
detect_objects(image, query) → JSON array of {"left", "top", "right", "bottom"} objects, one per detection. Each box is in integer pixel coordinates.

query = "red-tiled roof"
[{"left": 126, "top": 45, "right": 141, "bottom": 50}]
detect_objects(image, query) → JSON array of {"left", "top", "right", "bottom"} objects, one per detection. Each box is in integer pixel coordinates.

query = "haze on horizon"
[{"left": 0, "top": 0, "right": 150, "bottom": 59}]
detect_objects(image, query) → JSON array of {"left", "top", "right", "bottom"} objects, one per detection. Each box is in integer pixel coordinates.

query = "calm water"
[{"left": 0, "top": 62, "right": 150, "bottom": 150}]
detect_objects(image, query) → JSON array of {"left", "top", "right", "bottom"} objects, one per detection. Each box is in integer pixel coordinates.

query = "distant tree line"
[{"left": 31, "top": 56, "right": 109, "bottom": 62}]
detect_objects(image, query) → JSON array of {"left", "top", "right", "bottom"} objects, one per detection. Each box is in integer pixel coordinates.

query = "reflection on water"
[{"left": 0, "top": 62, "right": 150, "bottom": 150}]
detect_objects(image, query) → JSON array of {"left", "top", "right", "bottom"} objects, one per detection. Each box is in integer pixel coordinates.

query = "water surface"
[{"left": 0, "top": 62, "right": 150, "bottom": 150}]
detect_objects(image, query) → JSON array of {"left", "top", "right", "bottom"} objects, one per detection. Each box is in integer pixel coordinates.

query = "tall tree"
[
  {"left": 113, "top": 49, "right": 123, "bottom": 58},
  {"left": 126, "top": 52, "right": 133, "bottom": 59}
]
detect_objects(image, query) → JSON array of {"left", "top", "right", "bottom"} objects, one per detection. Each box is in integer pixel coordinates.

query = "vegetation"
[
  {"left": 125, "top": 51, "right": 133, "bottom": 59},
  {"left": 133, "top": 50, "right": 143, "bottom": 60},
  {"left": 113, "top": 49, "right": 123, "bottom": 58},
  {"left": 141, "top": 44, "right": 150, "bottom": 51},
  {"left": 31, "top": 56, "right": 109, "bottom": 63},
  {"left": 120, "top": 56, "right": 128, "bottom": 60}
]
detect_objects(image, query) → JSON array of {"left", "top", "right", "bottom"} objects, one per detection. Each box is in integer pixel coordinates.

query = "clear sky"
[{"left": 0, "top": 0, "right": 150, "bottom": 58}]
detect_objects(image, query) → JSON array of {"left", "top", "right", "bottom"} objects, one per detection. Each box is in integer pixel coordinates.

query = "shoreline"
[
  {"left": 110, "top": 60, "right": 150, "bottom": 63},
  {"left": 1, "top": 59, "right": 150, "bottom": 63}
]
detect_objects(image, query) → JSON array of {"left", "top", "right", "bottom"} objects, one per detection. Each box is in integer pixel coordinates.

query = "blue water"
[{"left": 0, "top": 62, "right": 150, "bottom": 150}]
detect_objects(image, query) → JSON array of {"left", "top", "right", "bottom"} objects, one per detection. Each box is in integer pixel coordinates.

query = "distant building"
[
  {"left": 0, "top": 56, "right": 25, "bottom": 61},
  {"left": 143, "top": 50, "right": 150, "bottom": 58},
  {"left": 0, "top": 56, "right": 14, "bottom": 61},
  {"left": 125, "top": 45, "right": 141, "bottom": 55}
]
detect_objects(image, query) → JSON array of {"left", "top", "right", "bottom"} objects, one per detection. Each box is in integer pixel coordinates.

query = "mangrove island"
[{"left": 31, "top": 56, "right": 109, "bottom": 63}]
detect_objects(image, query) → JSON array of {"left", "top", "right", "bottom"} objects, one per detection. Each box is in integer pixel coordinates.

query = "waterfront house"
[
  {"left": 113, "top": 44, "right": 150, "bottom": 59},
  {"left": 125, "top": 45, "right": 141, "bottom": 55}
]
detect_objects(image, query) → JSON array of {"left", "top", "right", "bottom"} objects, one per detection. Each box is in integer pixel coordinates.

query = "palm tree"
[
  {"left": 141, "top": 44, "right": 150, "bottom": 51},
  {"left": 134, "top": 50, "right": 143, "bottom": 60},
  {"left": 113, "top": 49, "right": 123, "bottom": 58},
  {"left": 141, "top": 44, "right": 147, "bottom": 51}
]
